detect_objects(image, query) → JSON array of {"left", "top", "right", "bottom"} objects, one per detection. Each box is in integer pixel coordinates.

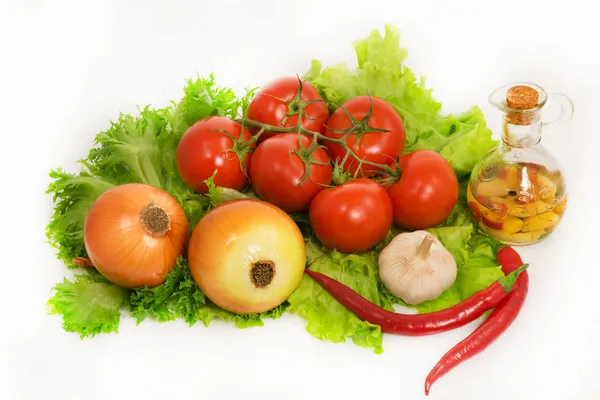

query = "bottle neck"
[{"left": 502, "top": 110, "right": 542, "bottom": 148}]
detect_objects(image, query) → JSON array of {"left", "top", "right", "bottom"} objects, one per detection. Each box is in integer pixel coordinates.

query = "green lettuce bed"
[{"left": 45, "top": 24, "right": 501, "bottom": 353}]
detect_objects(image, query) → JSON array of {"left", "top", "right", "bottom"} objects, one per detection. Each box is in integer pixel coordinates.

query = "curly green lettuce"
[
  {"left": 125, "top": 257, "right": 286, "bottom": 329},
  {"left": 46, "top": 170, "right": 115, "bottom": 264},
  {"left": 46, "top": 269, "right": 129, "bottom": 338}
]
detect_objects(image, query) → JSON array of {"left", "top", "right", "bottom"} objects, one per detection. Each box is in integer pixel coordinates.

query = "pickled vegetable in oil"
[
  {"left": 468, "top": 82, "right": 573, "bottom": 245},
  {"left": 467, "top": 162, "right": 567, "bottom": 245}
]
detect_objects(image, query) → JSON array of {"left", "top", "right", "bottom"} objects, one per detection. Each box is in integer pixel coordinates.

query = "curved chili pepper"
[
  {"left": 424, "top": 246, "right": 528, "bottom": 395},
  {"left": 304, "top": 261, "right": 527, "bottom": 336}
]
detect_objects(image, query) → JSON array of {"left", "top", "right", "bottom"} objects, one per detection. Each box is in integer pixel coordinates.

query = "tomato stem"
[
  {"left": 240, "top": 81, "right": 401, "bottom": 183},
  {"left": 238, "top": 118, "right": 399, "bottom": 180},
  {"left": 215, "top": 126, "right": 254, "bottom": 180}
]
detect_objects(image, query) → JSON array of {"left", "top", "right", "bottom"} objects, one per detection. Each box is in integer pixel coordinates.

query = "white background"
[{"left": 3, "top": 0, "right": 600, "bottom": 399}]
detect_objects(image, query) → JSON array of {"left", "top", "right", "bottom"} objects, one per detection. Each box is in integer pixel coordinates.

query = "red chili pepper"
[
  {"left": 304, "top": 261, "right": 527, "bottom": 336},
  {"left": 424, "top": 246, "right": 529, "bottom": 395}
]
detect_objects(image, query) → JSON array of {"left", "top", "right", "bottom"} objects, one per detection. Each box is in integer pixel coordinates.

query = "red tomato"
[
  {"left": 250, "top": 133, "right": 332, "bottom": 212},
  {"left": 176, "top": 116, "right": 254, "bottom": 193},
  {"left": 323, "top": 96, "right": 406, "bottom": 177},
  {"left": 247, "top": 77, "right": 329, "bottom": 142},
  {"left": 309, "top": 179, "right": 393, "bottom": 253},
  {"left": 387, "top": 150, "right": 459, "bottom": 230}
]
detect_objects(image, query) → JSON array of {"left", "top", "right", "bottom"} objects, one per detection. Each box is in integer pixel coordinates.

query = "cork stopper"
[
  {"left": 506, "top": 85, "right": 539, "bottom": 109},
  {"left": 506, "top": 85, "right": 540, "bottom": 125}
]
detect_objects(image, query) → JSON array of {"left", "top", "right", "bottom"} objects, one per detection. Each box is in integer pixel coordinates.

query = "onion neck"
[{"left": 141, "top": 204, "right": 171, "bottom": 238}]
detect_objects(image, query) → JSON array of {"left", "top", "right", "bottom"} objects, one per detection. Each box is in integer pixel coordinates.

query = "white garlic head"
[{"left": 378, "top": 231, "right": 457, "bottom": 305}]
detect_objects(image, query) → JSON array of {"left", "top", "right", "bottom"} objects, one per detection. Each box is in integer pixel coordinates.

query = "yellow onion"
[
  {"left": 188, "top": 199, "right": 305, "bottom": 314},
  {"left": 84, "top": 183, "right": 189, "bottom": 288}
]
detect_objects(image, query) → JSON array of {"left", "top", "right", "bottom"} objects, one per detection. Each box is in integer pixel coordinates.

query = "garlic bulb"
[{"left": 378, "top": 231, "right": 457, "bottom": 305}]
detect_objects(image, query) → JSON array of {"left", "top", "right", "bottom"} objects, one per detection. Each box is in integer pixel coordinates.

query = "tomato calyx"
[
  {"left": 212, "top": 127, "right": 254, "bottom": 179},
  {"left": 290, "top": 133, "right": 332, "bottom": 186},
  {"left": 239, "top": 92, "right": 402, "bottom": 181},
  {"left": 331, "top": 162, "right": 351, "bottom": 186},
  {"left": 324, "top": 96, "right": 401, "bottom": 180},
  {"left": 265, "top": 76, "right": 327, "bottom": 128},
  {"left": 326, "top": 96, "right": 392, "bottom": 147},
  {"left": 377, "top": 167, "right": 402, "bottom": 186}
]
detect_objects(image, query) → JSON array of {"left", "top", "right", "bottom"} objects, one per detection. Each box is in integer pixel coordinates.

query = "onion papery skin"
[
  {"left": 84, "top": 183, "right": 189, "bottom": 289},
  {"left": 188, "top": 199, "right": 306, "bottom": 314}
]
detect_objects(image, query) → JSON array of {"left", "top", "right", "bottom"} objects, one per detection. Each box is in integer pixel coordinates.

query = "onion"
[
  {"left": 188, "top": 199, "right": 306, "bottom": 314},
  {"left": 84, "top": 183, "right": 189, "bottom": 288}
]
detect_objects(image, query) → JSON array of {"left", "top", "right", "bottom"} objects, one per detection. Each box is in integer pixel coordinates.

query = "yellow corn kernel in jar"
[{"left": 521, "top": 212, "right": 560, "bottom": 232}]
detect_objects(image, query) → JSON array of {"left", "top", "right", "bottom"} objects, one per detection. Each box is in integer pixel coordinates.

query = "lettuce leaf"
[
  {"left": 438, "top": 110, "right": 497, "bottom": 178},
  {"left": 124, "top": 258, "right": 206, "bottom": 325},
  {"left": 45, "top": 170, "right": 115, "bottom": 263},
  {"left": 304, "top": 24, "right": 497, "bottom": 178},
  {"left": 125, "top": 258, "right": 286, "bottom": 329},
  {"left": 46, "top": 269, "right": 129, "bottom": 338},
  {"left": 84, "top": 107, "right": 172, "bottom": 188},
  {"left": 288, "top": 250, "right": 391, "bottom": 354},
  {"left": 196, "top": 301, "right": 287, "bottom": 329},
  {"left": 169, "top": 74, "right": 245, "bottom": 138}
]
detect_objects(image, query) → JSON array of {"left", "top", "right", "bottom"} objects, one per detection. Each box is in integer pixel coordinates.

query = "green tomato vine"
[{"left": 235, "top": 77, "right": 402, "bottom": 186}]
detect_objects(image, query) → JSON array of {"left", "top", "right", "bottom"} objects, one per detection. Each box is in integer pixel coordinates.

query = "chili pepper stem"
[{"left": 497, "top": 263, "right": 529, "bottom": 292}]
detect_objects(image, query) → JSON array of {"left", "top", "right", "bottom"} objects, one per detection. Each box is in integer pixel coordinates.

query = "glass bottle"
[{"left": 467, "top": 82, "right": 574, "bottom": 245}]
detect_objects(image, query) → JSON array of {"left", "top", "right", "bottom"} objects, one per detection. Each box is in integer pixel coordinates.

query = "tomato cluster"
[{"left": 175, "top": 76, "right": 459, "bottom": 253}]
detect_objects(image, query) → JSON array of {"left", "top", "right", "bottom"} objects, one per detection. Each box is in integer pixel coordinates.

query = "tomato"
[
  {"left": 250, "top": 133, "right": 332, "bottom": 212},
  {"left": 323, "top": 96, "right": 406, "bottom": 177},
  {"left": 387, "top": 150, "right": 459, "bottom": 230},
  {"left": 309, "top": 178, "right": 393, "bottom": 253},
  {"left": 247, "top": 76, "right": 329, "bottom": 142},
  {"left": 176, "top": 116, "right": 254, "bottom": 193}
]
